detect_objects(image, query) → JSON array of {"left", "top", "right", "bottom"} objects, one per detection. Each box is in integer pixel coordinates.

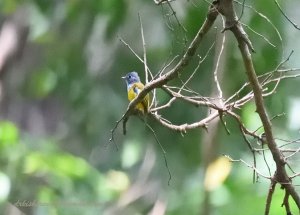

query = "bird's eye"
[{"left": 128, "top": 75, "right": 131, "bottom": 79}]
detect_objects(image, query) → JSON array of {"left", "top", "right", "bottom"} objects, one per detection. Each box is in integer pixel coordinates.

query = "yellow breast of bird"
[{"left": 128, "top": 82, "right": 149, "bottom": 114}]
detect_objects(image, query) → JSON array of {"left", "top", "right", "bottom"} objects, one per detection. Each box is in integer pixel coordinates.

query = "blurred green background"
[{"left": 0, "top": 0, "right": 299, "bottom": 214}]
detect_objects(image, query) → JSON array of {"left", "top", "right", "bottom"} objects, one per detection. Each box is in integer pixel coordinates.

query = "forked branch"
[{"left": 215, "top": 0, "right": 300, "bottom": 212}]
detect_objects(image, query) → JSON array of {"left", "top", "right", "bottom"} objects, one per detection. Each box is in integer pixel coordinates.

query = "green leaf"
[
  {"left": 241, "top": 103, "right": 262, "bottom": 131},
  {"left": 0, "top": 0, "right": 18, "bottom": 14},
  {"left": 27, "top": 68, "right": 57, "bottom": 99},
  {"left": 24, "top": 151, "right": 89, "bottom": 178},
  {"left": 0, "top": 121, "right": 19, "bottom": 146}
]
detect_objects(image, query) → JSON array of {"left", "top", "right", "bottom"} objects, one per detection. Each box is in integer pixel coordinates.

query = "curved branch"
[{"left": 150, "top": 111, "right": 219, "bottom": 133}]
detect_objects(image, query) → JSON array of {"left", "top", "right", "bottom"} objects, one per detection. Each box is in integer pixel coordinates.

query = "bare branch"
[
  {"left": 213, "top": 19, "right": 226, "bottom": 100},
  {"left": 290, "top": 172, "right": 300, "bottom": 179},
  {"left": 165, "top": 1, "right": 188, "bottom": 33},
  {"left": 138, "top": 117, "right": 172, "bottom": 185},
  {"left": 216, "top": 0, "right": 300, "bottom": 209},
  {"left": 156, "top": 55, "right": 179, "bottom": 78},
  {"left": 241, "top": 23, "right": 276, "bottom": 48},
  {"left": 224, "top": 155, "right": 271, "bottom": 179},
  {"left": 154, "top": 0, "right": 174, "bottom": 6},
  {"left": 281, "top": 189, "right": 292, "bottom": 215},
  {"left": 151, "top": 97, "right": 176, "bottom": 112},
  {"left": 151, "top": 111, "right": 218, "bottom": 133},
  {"left": 274, "top": 0, "right": 300, "bottom": 30},
  {"left": 162, "top": 86, "right": 222, "bottom": 110},
  {"left": 179, "top": 41, "right": 215, "bottom": 94},
  {"left": 138, "top": 14, "right": 149, "bottom": 83},
  {"left": 261, "top": 143, "right": 272, "bottom": 178},
  {"left": 115, "top": 1, "right": 300, "bottom": 212},
  {"left": 265, "top": 181, "right": 276, "bottom": 215},
  {"left": 234, "top": 0, "right": 283, "bottom": 53},
  {"left": 121, "top": 4, "right": 219, "bottom": 129},
  {"left": 285, "top": 146, "right": 300, "bottom": 159}
]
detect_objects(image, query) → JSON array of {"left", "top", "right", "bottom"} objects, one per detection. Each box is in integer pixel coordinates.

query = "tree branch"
[
  {"left": 265, "top": 181, "right": 276, "bottom": 215},
  {"left": 124, "top": 3, "right": 219, "bottom": 118},
  {"left": 216, "top": 0, "right": 300, "bottom": 211}
]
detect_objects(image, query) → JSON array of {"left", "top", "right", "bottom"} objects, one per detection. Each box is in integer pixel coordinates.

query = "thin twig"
[
  {"left": 156, "top": 55, "right": 179, "bottom": 78},
  {"left": 285, "top": 146, "right": 300, "bottom": 160},
  {"left": 239, "top": 125, "right": 257, "bottom": 182},
  {"left": 154, "top": 0, "right": 174, "bottom": 5},
  {"left": 219, "top": 112, "right": 230, "bottom": 134},
  {"left": 151, "top": 97, "right": 176, "bottom": 112},
  {"left": 166, "top": 1, "right": 188, "bottom": 33},
  {"left": 290, "top": 172, "right": 300, "bottom": 179},
  {"left": 274, "top": 0, "right": 300, "bottom": 30},
  {"left": 138, "top": 14, "right": 149, "bottom": 83},
  {"left": 237, "top": 0, "right": 246, "bottom": 22},
  {"left": 253, "top": 113, "right": 286, "bottom": 134},
  {"left": 234, "top": 0, "right": 283, "bottom": 52},
  {"left": 241, "top": 23, "right": 276, "bottom": 48},
  {"left": 213, "top": 18, "right": 225, "bottom": 100},
  {"left": 138, "top": 116, "right": 172, "bottom": 185},
  {"left": 224, "top": 155, "right": 271, "bottom": 179},
  {"left": 178, "top": 41, "right": 215, "bottom": 93},
  {"left": 261, "top": 140, "right": 272, "bottom": 177}
]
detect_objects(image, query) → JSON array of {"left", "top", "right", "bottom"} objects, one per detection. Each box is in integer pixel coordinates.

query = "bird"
[{"left": 122, "top": 71, "right": 149, "bottom": 115}]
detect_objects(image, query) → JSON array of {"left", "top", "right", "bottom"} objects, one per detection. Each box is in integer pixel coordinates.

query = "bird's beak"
[{"left": 121, "top": 76, "right": 126, "bottom": 79}]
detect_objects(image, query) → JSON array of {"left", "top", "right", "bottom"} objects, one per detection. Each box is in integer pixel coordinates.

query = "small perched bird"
[{"left": 122, "top": 71, "right": 149, "bottom": 114}]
